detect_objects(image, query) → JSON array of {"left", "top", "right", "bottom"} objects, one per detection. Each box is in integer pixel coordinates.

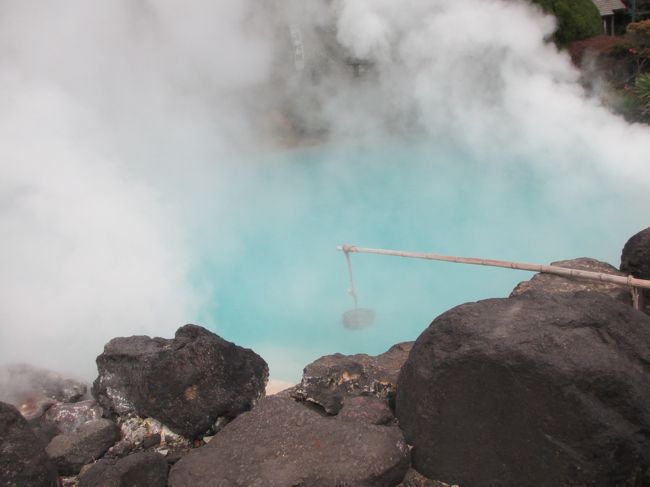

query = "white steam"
[
  {"left": 331, "top": 0, "right": 649, "bottom": 184},
  {"left": 0, "top": 0, "right": 648, "bottom": 381},
  {"left": 0, "top": 0, "right": 271, "bottom": 378}
]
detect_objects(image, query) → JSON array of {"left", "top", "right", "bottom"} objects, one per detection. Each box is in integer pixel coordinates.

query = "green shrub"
[
  {"left": 531, "top": 0, "right": 603, "bottom": 46},
  {"left": 636, "top": 72, "right": 650, "bottom": 104},
  {"left": 608, "top": 88, "right": 648, "bottom": 122},
  {"left": 615, "top": 75, "right": 650, "bottom": 122}
]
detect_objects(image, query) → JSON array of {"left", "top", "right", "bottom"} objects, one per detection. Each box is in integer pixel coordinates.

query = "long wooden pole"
[{"left": 337, "top": 244, "right": 650, "bottom": 291}]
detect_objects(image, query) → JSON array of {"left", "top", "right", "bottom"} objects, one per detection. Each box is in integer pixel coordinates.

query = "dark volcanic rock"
[
  {"left": 0, "top": 363, "right": 87, "bottom": 418},
  {"left": 46, "top": 418, "right": 121, "bottom": 475},
  {"left": 92, "top": 324, "right": 268, "bottom": 439},
  {"left": 621, "top": 227, "right": 650, "bottom": 313},
  {"left": 78, "top": 451, "right": 168, "bottom": 487},
  {"left": 165, "top": 451, "right": 187, "bottom": 465},
  {"left": 511, "top": 257, "right": 631, "bottom": 304},
  {"left": 41, "top": 399, "right": 103, "bottom": 435},
  {"left": 29, "top": 416, "right": 62, "bottom": 445},
  {"left": 396, "top": 291, "right": 650, "bottom": 487},
  {"left": 292, "top": 341, "right": 412, "bottom": 414},
  {"left": 0, "top": 401, "right": 60, "bottom": 487},
  {"left": 397, "top": 469, "right": 452, "bottom": 487},
  {"left": 142, "top": 432, "right": 161, "bottom": 449},
  {"left": 168, "top": 396, "right": 410, "bottom": 487},
  {"left": 337, "top": 395, "right": 394, "bottom": 425},
  {"left": 621, "top": 227, "right": 650, "bottom": 278},
  {"left": 107, "top": 439, "right": 135, "bottom": 458}
]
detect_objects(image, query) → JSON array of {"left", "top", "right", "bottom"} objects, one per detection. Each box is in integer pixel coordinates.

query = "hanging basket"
[{"left": 342, "top": 308, "right": 376, "bottom": 330}]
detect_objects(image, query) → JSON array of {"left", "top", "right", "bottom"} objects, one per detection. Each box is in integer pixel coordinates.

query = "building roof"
[{"left": 592, "top": 0, "right": 627, "bottom": 16}]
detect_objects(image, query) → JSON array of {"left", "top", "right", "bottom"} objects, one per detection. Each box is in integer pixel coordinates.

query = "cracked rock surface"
[{"left": 292, "top": 342, "right": 413, "bottom": 414}]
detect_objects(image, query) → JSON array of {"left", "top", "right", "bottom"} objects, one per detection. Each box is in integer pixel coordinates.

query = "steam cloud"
[{"left": 0, "top": 0, "right": 648, "bottom": 381}]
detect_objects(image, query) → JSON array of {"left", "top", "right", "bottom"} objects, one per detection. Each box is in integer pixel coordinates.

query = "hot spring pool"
[
  {"left": 189, "top": 139, "right": 646, "bottom": 382},
  {"left": 3, "top": 0, "right": 650, "bottom": 387}
]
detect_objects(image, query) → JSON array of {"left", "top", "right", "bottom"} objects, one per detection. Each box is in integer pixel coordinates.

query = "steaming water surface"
[
  {"left": 2, "top": 0, "right": 649, "bottom": 384},
  {"left": 195, "top": 139, "right": 644, "bottom": 381}
]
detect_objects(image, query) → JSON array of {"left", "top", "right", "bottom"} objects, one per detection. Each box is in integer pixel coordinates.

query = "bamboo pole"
[{"left": 337, "top": 244, "right": 650, "bottom": 291}]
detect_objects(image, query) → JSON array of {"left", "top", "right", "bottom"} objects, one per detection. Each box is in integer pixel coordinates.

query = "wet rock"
[
  {"left": 46, "top": 418, "right": 121, "bottom": 475},
  {"left": 168, "top": 396, "right": 410, "bottom": 487},
  {"left": 0, "top": 401, "right": 60, "bottom": 487},
  {"left": 292, "top": 341, "right": 413, "bottom": 414},
  {"left": 78, "top": 451, "right": 168, "bottom": 487},
  {"left": 621, "top": 227, "right": 650, "bottom": 313},
  {"left": 0, "top": 364, "right": 87, "bottom": 418},
  {"left": 397, "top": 469, "right": 454, "bottom": 487},
  {"left": 337, "top": 395, "right": 394, "bottom": 425},
  {"left": 511, "top": 257, "right": 631, "bottom": 304},
  {"left": 92, "top": 324, "right": 268, "bottom": 439},
  {"left": 397, "top": 291, "right": 650, "bottom": 487}
]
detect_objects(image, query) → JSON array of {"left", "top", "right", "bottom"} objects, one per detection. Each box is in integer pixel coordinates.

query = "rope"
[{"left": 343, "top": 248, "right": 359, "bottom": 309}]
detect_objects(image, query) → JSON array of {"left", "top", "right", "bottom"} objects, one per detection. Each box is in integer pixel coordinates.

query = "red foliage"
[{"left": 568, "top": 35, "right": 627, "bottom": 65}]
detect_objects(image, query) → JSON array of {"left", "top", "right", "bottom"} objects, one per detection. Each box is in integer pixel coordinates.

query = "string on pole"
[
  {"left": 337, "top": 244, "right": 650, "bottom": 311},
  {"left": 343, "top": 247, "right": 358, "bottom": 309}
]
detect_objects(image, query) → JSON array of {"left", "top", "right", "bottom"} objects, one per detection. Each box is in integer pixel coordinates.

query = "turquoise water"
[{"left": 190, "top": 139, "right": 645, "bottom": 382}]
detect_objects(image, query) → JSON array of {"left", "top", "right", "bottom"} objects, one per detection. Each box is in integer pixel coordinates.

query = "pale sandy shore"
[{"left": 265, "top": 379, "right": 296, "bottom": 395}]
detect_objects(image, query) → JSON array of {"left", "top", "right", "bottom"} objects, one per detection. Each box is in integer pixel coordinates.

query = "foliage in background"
[
  {"left": 531, "top": 0, "right": 603, "bottom": 46},
  {"left": 624, "top": 21, "right": 650, "bottom": 120},
  {"left": 569, "top": 19, "right": 650, "bottom": 123},
  {"left": 627, "top": 18, "right": 650, "bottom": 45},
  {"left": 635, "top": 73, "right": 650, "bottom": 110},
  {"left": 625, "top": 0, "right": 650, "bottom": 21}
]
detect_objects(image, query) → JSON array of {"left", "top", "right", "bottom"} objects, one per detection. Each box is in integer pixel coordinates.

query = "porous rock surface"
[
  {"left": 621, "top": 227, "right": 650, "bottom": 313},
  {"left": 168, "top": 395, "right": 410, "bottom": 487},
  {"left": 46, "top": 418, "right": 121, "bottom": 475},
  {"left": 78, "top": 451, "right": 168, "bottom": 487},
  {"left": 92, "top": 324, "right": 268, "bottom": 438},
  {"left": 31, "top": 399, "right": 103, "bottom": 444},
  {"left": 510, "top": 257, "right": 631, "bottom": 304},
  {"left": 621, "top": 227, "right": 650, "bottom": 278},
  {"left": 42, "top": 399, "right": 103, "bottom": 435},
  {"left": 292, "top": 341, "right": 413, "bottom": 414},
  {"left": 397, "top": 290, "right": 650, "bottom": 487},
  {"left": 0, "top": 401, "right": 60, "bottom": 487},
  {"left": 109, "top": 413, "right": 191, "bottom": 458},
  {"left": 336, "top": 395, "right": 394, "bottom": 425}
]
